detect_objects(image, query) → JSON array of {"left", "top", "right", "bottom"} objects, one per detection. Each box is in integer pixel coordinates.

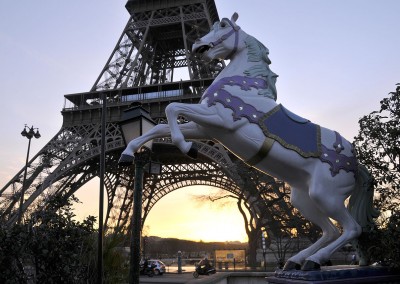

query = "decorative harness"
[
  {"left": 209, "top": 18, "right": 240, "bottom": 60},
  {"left": 201, "top": 75, "right": 358, "bottom": 177}
]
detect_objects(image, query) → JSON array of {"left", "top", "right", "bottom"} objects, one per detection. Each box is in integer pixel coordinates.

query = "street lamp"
[
  {"left": 18, "top": 125, "right": 41, "bottom": 224},
  {"left": 119, "top": 106, "right": 156, "bottom": 151},
  {"left": 118, "top": 106, "right": 159, "bottom": 284},
  {"left": 261, "top": 231, "right": 267, "bottom": 272},
  {"left": 98, "top": 92, "right": 107, "bottom": 284}
]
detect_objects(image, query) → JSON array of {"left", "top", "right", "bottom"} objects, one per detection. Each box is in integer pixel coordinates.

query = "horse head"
[{"left": 192, "top": 13, "right": 245, "bottom": 62}]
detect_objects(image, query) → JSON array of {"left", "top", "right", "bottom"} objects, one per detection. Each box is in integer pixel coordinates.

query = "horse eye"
[{"left": 220, "top": 22, "right": 226, "bottom": 28}]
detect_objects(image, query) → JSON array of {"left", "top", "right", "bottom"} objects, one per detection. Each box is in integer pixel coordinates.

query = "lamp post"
[
  {"left": 18, "top": 125, "right": 41, "bottom": 224},
  {"left": 261, "top": 231, "right": 267, "bottom": 272},
  {"left": 130, "top": 148, "right": 150, "bottom": 283},
  {"left": 119, "top": 106, "right": 158, "bottom": 284},
  {"left": 98, "top": 92, "right": 107, "bottom": 284}
]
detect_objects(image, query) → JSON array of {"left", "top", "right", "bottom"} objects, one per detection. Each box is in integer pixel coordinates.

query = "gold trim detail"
[
  {"left": 245, "top": 137, "right": 275, "bottom": 166},
  {"left": 258, "top": 104, "right": 322, "bottom": 158}
]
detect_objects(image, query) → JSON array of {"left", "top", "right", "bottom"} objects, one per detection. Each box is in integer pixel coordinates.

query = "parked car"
[{"left": 147, "top": 260, "right": 166, "bottom": 275}]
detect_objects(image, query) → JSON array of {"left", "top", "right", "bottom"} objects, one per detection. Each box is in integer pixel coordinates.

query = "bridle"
[{"left": 208, "top": 18, "right": 241, "bottom": 59}]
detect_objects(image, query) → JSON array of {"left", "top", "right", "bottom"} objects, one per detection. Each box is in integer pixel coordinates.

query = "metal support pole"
[
  {"left": 17, "top": 125, "right": 40, "bottom": 224},
  {"left": 263, "top": 251, "right": 267, "bottom": 272},
  {"left": 17, "top": 137, "right": 32, "bottom": 224},
  {"left": 262, "top": 232, "right": 267, "bottom": 272},
  {"left": 129, "top": 150, "right": 149, "bottom": 284},
  {"left": 178, "top": 251, "right": 182, "bottom": 274},
  {"left": 97, "top": 92, "right": 107, "bottom": 283}
]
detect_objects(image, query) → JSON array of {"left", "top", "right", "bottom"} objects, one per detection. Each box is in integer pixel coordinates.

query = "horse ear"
[{"left": 231, "top": 12, "right": 239, "bottom": 23}]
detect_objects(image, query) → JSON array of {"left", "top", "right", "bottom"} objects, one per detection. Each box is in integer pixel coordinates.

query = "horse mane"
[{"left": 244, "top": 35, "right": 279, "bottom": 101}]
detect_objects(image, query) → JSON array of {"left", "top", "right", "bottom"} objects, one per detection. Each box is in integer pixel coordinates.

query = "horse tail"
[
  {"left": 348, "top": 164, "right": 379, "bottom": 265},
  {"left": 348, "top": 164, "right": 379, "bottom": 232}
]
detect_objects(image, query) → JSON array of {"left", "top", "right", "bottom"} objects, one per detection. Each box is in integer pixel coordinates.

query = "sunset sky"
[{"left": 0, "top": 1, "right": 399, "bottom": 243}]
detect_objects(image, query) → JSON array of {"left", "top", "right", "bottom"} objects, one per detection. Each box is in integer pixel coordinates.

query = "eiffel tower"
[{"left": 0, "top": 0, "right": 299, "bottom": 252}]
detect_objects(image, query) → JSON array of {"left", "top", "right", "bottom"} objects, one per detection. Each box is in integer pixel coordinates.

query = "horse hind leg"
[
  {"left": 302, "top": 184, "right": 361, "bottom": 270},
  {"left": 283, "top": 187, "right": 340, "bottom": 271}
]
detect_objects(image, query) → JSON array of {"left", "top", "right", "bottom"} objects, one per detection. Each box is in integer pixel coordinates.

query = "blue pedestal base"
[{"left": 266, "top": 265, "right": 400, "bottom": 284}]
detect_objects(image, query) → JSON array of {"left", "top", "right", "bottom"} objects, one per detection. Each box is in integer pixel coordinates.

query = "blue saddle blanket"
[{"left": 259, "top": 104, "right": 321, "bottom": 157}]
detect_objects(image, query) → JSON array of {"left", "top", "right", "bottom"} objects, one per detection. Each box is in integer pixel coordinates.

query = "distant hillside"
[{"left": 144, "top": 236, "right": 247, "bottom": 258}]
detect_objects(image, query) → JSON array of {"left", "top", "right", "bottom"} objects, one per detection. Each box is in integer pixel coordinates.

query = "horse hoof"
[
  {"left": 283, "top": 261, "right": 301, "bottom": 271},
  {"left": 301, "top": 260, "right": 321, "bottom": 271},
  {"left": 187, "top": 143, "right": 198, "bottom": 159},
  {"left": 118, "top": 154, "right": 134, "bottom": 166}
]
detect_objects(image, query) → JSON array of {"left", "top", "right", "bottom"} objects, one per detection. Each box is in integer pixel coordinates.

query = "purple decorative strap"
[
  {"left": 201, "top": 76, "right": 267, "bottom": 123},
  {"left": 209, "top": 18, "right": 240, "bottom": 59},
  {"left": 320, "top": 133, "right": 358, "bottom": 177},
  {"left": 210, "top": 28, "right": 236, "bottom": 47},
  {"left": 333, "top": 131, "right": 345, "bottom": 153}
]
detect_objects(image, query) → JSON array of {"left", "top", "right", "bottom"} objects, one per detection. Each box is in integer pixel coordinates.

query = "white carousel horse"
[{"left": 119, "top": 13, "right": 378, "bottom": 271}]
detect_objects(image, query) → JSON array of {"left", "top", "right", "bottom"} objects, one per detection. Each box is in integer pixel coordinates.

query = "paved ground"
[
  {"left": 139, "top": 271, "right": 272, "bottom": 284},
  {"left": 139, "top": 272, "right": 216, "bottom": 284}
]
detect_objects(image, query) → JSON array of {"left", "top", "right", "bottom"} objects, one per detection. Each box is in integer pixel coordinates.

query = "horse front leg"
[
  {"left": 118, "top": 122, "right": 208, "bottom": 165},
  {"left": 164, "top": 102, "right": 226, "bottom": 158}
]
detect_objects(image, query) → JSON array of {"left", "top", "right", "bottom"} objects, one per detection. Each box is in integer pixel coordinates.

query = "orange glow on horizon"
[
  {"left": 73, "top": 183, "right": 248, "bottom": 243},
  {"left": 144, "top": 186, "right": 248, "bottom": 243}
]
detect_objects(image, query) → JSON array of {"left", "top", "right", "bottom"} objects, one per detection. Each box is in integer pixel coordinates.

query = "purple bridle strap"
[{"left": 209, "top": 18, "right": 240, "bottom": 59}]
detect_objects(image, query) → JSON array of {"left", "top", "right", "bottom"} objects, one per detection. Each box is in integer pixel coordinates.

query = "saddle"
[{"left": 259, "top": 104, "right": 321, "bottom": 158}]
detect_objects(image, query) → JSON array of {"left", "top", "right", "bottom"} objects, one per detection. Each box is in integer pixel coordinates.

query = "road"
[
  {"left": 138, "top": 271, "right": 271, "bottom": 284},
  {"left": 139, "top": 272, "right": 214, "bottom": 284}
]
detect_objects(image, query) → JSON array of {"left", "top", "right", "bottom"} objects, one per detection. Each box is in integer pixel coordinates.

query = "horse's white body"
[{"left": 119, "top": 13, "right": 376, "bottom": 270}]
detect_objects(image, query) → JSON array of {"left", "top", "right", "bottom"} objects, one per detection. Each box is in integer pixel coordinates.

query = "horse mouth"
[{"left": 194, "top": 45, "right": 211, "bottom": 56}]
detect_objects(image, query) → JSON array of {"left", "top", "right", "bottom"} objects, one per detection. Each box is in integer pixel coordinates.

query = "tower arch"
[{"left": 0, "top": 1, "right": 302, "bottom": 260}]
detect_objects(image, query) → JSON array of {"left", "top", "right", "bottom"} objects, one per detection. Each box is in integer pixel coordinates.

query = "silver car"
[{"left": 148, "top": 259, "right": 166, "bottom": 275}]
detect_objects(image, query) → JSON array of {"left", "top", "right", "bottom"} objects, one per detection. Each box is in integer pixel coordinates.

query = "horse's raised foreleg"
[
  {"left": 165, "top": 102, "right": 237, "bottom": 157},
  {"left": 119, "top": 122, "right": 209, "bottom": 165}
]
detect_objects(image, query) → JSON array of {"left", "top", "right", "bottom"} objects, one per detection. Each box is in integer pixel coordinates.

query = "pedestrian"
[{"left": 350, "top": 254, "right": 356, "bottom": 265}]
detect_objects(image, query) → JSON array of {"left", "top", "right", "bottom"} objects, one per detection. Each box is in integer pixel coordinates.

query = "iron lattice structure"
[{"left": 0, "top": 0, "right": 298, "bottom": 239}]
